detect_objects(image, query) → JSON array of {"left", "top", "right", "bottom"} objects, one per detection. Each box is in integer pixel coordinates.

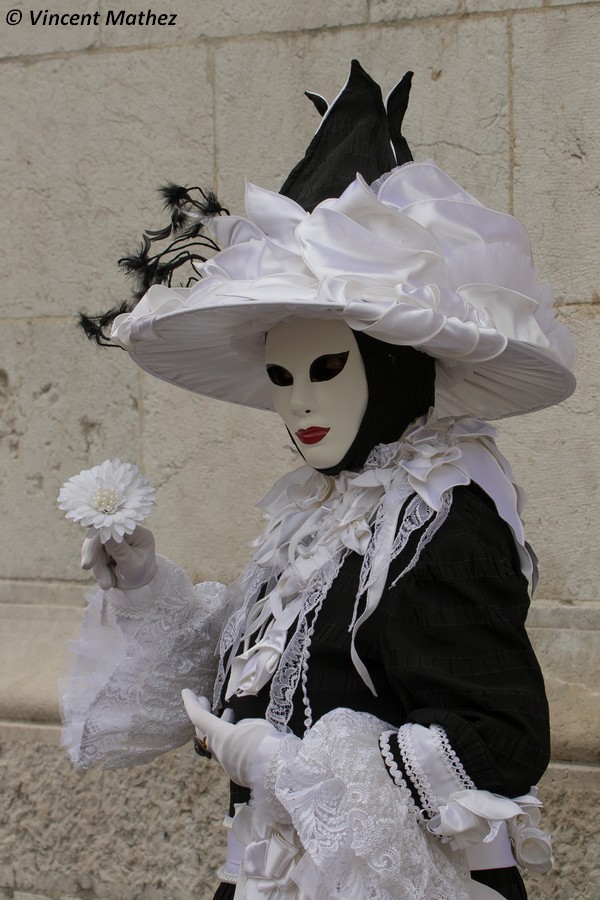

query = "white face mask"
[{"left": 265, "top": 317, "right": 369, "bottom": 470}]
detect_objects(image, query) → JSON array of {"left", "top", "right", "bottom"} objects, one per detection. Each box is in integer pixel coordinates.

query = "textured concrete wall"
[
  {"left": 1, "top": 724, "right": 598, "bottom": 900},
  {"left": 1, "top": 0, "right": 599, "bottom": 896}
]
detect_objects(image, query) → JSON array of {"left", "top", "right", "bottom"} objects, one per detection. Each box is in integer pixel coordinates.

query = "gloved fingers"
[
  {"left": 82, "top": 532, "right": 116, "bottom": 589},
  {"left": 100, "top": 536, "right": 137, "bottom": 587},
  {"left": 102, "top": 527, "right": 157, "bottom": 590},
  {"left": 182, "top": 694, "right": 285, "bottom": 787},
  {"left": 92, "top": 561, "right": 117, "bottom": 590},
  {"left": 103, "top": 526, "right": 155, "bottom": 562},
  {"left": 182, "top": 691, "right": 212, "bottom": 717},
  {"left": 182, "top": 692, "right": 214, "bottom": 758},
  {"left": 182, "top": 689, "right": 217, "bottom": 731},
  {"left": 81, "top": 531, "right": 105, "bottom": 570},
  {"left": 181, "top": 690, "right": 232, "bottom": 750},
  {"left": 81, "top": 527, "right": 157, "bottom": 591},
  {"left": 124, "top": 525, "right": 156, "bottom": 551}
]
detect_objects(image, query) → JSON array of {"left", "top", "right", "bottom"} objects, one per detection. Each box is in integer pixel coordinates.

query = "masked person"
[{"left": 62, "top": 62, "right": 575, "bottom": 899}]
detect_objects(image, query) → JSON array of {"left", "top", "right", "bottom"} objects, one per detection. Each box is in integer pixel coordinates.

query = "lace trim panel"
[
  {"left": 264, "top": 708, "right": 472, "bottom": 899},
  {"left": 61, "top": 556, "right": 230, "bottom": 769},
  {"left": 396, "top": 724, "right": 440, "bottom": 817},
  {"left": 379, "top": 730, "right": 415, "bottom": 808},
  {"left": 430, "top": 724, "right": 475, "bottom": 791},
  {"left": 389, "top": 491, "right": 452, "bottom": 588},
  {"left": 266, "top": 551, "right": 348, "bottom": 731},
  {"left": 394, "top": 722, "right": 477, "bottom": 822}
]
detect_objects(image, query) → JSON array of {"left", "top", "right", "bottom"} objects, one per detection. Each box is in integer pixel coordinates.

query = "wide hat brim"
[
  {"left": 122, "top": 291, "right": 573, "bottom": 420},
  {"left": 112, "top": 162, "right": 575, "bottom": 421}
]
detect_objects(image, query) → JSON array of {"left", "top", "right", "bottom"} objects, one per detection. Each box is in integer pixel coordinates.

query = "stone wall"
[{"left": 0, "top": 0, "right": 598, "bottom": 897}]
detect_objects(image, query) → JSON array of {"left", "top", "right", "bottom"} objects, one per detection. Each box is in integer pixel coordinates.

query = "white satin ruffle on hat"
[{"left": 110, "top": 161, "right": 575, "bottom": 420}]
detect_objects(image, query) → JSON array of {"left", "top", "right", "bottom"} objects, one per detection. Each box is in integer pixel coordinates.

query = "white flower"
[{"left": 57, "top": 459, "right": 156, "bottom": 543}]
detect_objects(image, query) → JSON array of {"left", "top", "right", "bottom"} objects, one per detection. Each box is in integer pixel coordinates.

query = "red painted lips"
[{"left": 295, "top": 427, "right": 331, "bottom": 445}]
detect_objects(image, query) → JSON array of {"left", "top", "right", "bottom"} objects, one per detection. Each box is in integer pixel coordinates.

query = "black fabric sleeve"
[{"left": 377, "top": 483, "right": 550, "bottom": 799}]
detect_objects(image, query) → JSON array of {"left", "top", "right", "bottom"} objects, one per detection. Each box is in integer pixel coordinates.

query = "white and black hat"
[{"left": 90, "top": 61, "right": 576, "bottom": 420}]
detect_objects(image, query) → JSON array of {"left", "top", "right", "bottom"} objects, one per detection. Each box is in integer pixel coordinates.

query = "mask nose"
[{"left": 290, "top": 377, "right": 316, "bottom": 417}]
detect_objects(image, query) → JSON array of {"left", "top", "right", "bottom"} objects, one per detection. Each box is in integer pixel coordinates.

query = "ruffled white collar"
[{"left": 218, "top": 411, "right": 533, "bottom": 722}]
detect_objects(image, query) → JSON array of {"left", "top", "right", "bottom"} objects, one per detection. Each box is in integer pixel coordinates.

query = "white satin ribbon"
[
  {"left": 428, "top": 789, "right": 553, "bottom": 874},
  {"left": 464, "top": 824, "right": 515, "bottom": 872},
  {"left": 226, "top": 461, "right": 385, "bottom": 698},
  {"left": 224, "top": 411, "right": 535, "bottom": 703},
  {"left": 506, "top": 790, "right": 554, "bottom": 874},
  {"left": 232, "top": 803, "right": 309, "bottom": 900},
  {"left": 226, "top": 625, "right": 290, "bottom": 699},
  {"left": 429, "top": 789, "right": 524, "bottom": 848}
]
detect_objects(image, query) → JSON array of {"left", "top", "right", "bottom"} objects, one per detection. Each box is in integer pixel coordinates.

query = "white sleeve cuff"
[
  {"left": 397, "top": 722, "right": 474, "bottom": 815},
  {"left": 247, "top": 709, "right": 473, "bottom": 898},
  {"left": 60, "top": 557, "right": 230, "bottom": 769},
  {"left": 382, "top": 723, "right": 552, "bottom": 874}
]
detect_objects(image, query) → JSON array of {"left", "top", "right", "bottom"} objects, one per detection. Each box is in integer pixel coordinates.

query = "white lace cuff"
[
  {"left": 60, "top": 555, "right": 230, "bottom": 769},
  {"left": 237, "top": 708, "right": 472, "bottom": 899},
  {"left": 104, "top": 579, "right": 160, "bottom": 620}
]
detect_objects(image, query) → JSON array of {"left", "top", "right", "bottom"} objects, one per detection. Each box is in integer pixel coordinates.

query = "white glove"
[
  {"left": 181, "top": 689, "right": 287, "bottom": 788},
  {"left": 81, "top": 526, "right": 157, "bottom": 590}
]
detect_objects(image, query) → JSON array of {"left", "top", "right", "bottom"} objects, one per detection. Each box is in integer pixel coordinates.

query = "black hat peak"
[{"left": 280, "top": 60, "right": 413, "bottom": 212}]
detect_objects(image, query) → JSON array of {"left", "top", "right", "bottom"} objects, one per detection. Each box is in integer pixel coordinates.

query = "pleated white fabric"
[{"left": 110, "top": 161, "right": 575, "bottom": 420}]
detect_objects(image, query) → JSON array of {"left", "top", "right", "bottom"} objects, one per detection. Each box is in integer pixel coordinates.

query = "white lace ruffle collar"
[
  {"left": 218, "top": 411, "right": 534, "bottom": 721},
  {"left": 255, "top": 409, "right": 532, "bottom": 582}
]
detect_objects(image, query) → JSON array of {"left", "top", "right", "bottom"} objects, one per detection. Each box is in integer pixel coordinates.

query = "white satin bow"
[
  {"left": 427, "top": 788, "right": 553, "bottom": 874},
  {"left": 226, "top": 625, "right": 290, "bottom": 699},
  {"left": 232, "top": 804, "right": 310, "bottom": 899}
]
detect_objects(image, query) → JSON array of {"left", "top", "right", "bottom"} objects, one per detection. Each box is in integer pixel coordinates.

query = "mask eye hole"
[
  {"left": 309, "top": 351, "right": 349, "bottom": 383},
  {"left": 266, "top": 364, "right": 293, "bottom": 387}
]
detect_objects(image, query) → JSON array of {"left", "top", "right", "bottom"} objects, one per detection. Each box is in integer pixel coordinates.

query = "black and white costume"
[
  {"left": 64, "top": 62, "right": 575, "bottom": 899},
  {"left": 62, "top": 417, "right": 556, "bottom": 899}
]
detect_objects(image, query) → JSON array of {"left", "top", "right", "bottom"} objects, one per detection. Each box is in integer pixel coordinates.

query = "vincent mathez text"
[{"left": 30, "top": 9, "right": 178, "bottom": 26}]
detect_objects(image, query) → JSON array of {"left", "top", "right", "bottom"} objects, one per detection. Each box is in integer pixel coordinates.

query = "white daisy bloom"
[{"left": 57, "top": 459, "right": 156, "bottom": 543}]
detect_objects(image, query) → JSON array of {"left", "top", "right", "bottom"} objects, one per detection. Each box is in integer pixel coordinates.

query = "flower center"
[{"left": 91, "top": 486, "right": 123, "bottom": 515}]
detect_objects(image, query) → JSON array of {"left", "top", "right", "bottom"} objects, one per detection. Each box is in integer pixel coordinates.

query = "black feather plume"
[
  {"left": 159, "top": 183, "right": 193, "bottom": 207},
  {"left": 79, "top": 302, "right": 132, "bottom": 346},
  {"left": 158, "top": 182, "right": 229, "bottom": 230},
  {"left": 79, "top": 183, "right": 228, "bottom": 346}
]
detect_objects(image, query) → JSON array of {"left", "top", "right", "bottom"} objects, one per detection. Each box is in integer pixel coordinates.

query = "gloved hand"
[
  {"left": 81, "top": 525, "right": 157, "bottom": 590},
  {"left": 181, "top": 689, "right": 286, "bottom": 788}
]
